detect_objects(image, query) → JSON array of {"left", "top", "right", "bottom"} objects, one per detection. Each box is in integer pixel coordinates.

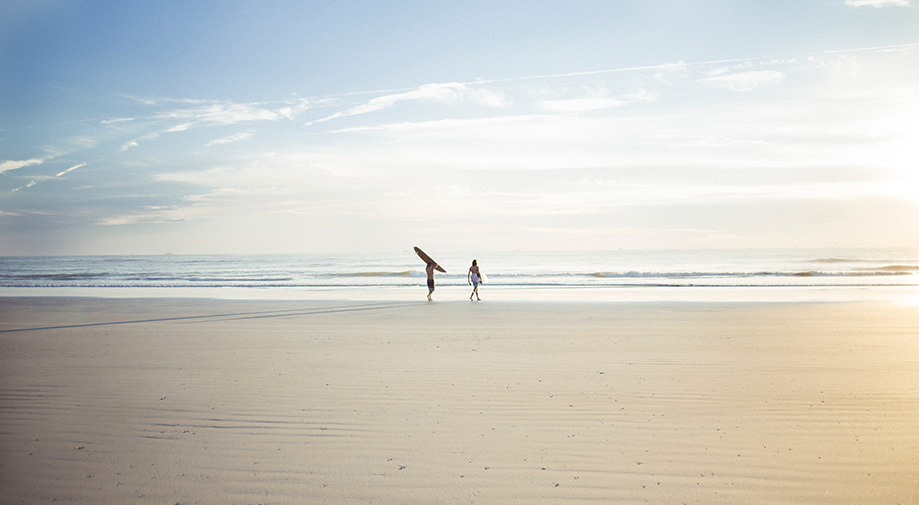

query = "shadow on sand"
[{"left": 0, "top": 301, "right": 415, "bottom": 333}]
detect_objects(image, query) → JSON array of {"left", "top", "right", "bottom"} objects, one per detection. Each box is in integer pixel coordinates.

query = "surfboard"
[{"left": 414, "top": 246, "right": 446, "bottom": 273}]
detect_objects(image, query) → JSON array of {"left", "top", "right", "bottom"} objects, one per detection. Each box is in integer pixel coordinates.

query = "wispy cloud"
[
  {"left": 307, "top": 82, "right": 507, "bottom": 125},
  {"left": 10, "top": 162, "right": 87, "bottom": 192},
  {"left": 306, "top": 57, "right": 795, "bottom": 128},
  {"left": 539, "top": 97, "right": 626, "bottom": 112},
  {"left": 118, "top": 132, "right": 160, "bottom": 151},
  {"left": 10, "top": 180, "right": 38, "bottom": 192},
  {"left": 844, "top": 0, "right": 910, "bottom": 7},
  {"left": 159, "top": 102, "right": 282, "bottom": 131},
  {"left": 6, "top": 40, "right": 917, "bottom": 253},
  {"left": 55, "top": 162, "right": 86, "bottom": 177},
  {"left": 329, "top": 114, "right": 546, "bottom": 135},
  {"left": 277, "top": 98, "right": 314, "bottom": 119},
  {"left": 0, "top": 157, "right": 46, "bottom": 174},
  {"left": 205, "top": 130, "right": 255, "bottom": 147},
  {"left": 97, "top": 206, "right": 191, "bottom": 226},
  {"left": 87, "top": 99, "right": 283, "bottom": 153},
  {"left": 119, "top": 140, "right": 140, "bottom": 151},
  {"left": 120, "top": 94, "right": 208, "bottom": 106},
  {"left": 822, "top": 42, "right": 919, "bottom": 54},
  {"left": 468, "top": 61, "right": 699, "bottom": 86},
  {"left": 698, "top": 70, "right": 786, "bottom": 92},
  {"left": 100, "top": 117, "right": 136, "bottom": 125}
]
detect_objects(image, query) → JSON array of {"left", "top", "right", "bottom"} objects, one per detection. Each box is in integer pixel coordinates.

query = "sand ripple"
[{"left": 1, "top": 299, "right": 917, "bottom": 504}]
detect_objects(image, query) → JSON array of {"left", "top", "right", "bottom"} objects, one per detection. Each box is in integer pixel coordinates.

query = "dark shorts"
[{"left": 427, "top": 279, "right": 435, "bottom": 291}]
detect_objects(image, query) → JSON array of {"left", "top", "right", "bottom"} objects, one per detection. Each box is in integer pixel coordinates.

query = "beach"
[{"left": 1, "top": 296, "right": 917, "bottom": 504}]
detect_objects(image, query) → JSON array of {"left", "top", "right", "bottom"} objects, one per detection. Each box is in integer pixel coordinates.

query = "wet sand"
[{"left": 1, "top": 297, "right": 917, "bottom": 504}]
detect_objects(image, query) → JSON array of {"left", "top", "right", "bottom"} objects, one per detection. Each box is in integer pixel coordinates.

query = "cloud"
[
  {"left": 121, "top": 94, "right": 159, "bottom": 105},
  {"left": 471, "top": 61, "right": 693, "bottom": 86},
  {"left": 623, "top": 89, "right": 659, "bottom": 103},
  {"left": 308, "top": 82, "right": 507, "bottom": 125},
  {"left": 705, "top": 62, "right": 755, "bottom": 77},
  {"left": 55, "top": 162, "right": 86, "bottom": 177},
  {"left": 698, "top": 70, "right": 786, "bottom": 92},
  {"left": 10, "top": 180, "right": 38, "bottom": 192},
  {"left": 0, "top": 157, "right": 45, "bottom": 174},
  {"left": 97, "top": 206, "right": 190, "bottom": 226},
  {"left": 205, "top": 130, "right": 255, "bottom": 147},
  {"left": 100, "top": 117, "right": 136, "bottom": 125},
  {"left": 118, "top": 132, "right": 160, "bottom": 151},
  {"left": 121, "top": 94, "right": 211, "bottom": 107},
  {"left": 9, "top": 162, "right": 87, "bottom": 192},
  {"left": 277, "top": 98, "right": 313, "bottom": 119},
  {"left": 844, "top": 0, "right": 910, "bottom": 7},
  {"left": 822, "top": 42, "right": 919, "bottom": 54},
  {"left": 539, "top": 97, "right": 626, "bottom": 112},
  {"left": 167, "top": 123, "right": 192, "bottom": 133},
  {"left": 158, "top": 102, "right": 281, "bottom": 128},
  {"left": 330, "top": 115, "right": 544, "bottom": 135},
  {"left": 468, "top": 87, "right": 509, "bottom": 108}
]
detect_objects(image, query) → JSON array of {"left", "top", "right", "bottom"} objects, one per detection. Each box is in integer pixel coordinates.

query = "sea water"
[{"left": 1, "top": 248, "right": 917, "bottom": 302}]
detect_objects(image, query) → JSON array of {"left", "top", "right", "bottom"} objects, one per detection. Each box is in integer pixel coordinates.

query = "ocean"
[{"left": 2, "top": 248, "right": 917, "bottom": 303}]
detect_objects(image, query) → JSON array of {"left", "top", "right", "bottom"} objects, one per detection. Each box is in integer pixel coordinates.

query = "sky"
[{"left": 2, "top": 0, "right": 918, "bottom": 255}]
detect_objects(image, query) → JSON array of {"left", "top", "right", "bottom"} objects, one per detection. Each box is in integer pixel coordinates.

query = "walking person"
[
  {"left": 468, "top": 259, "right": 482, "bottom": 301},
  {"left": 426, "top": 262, "right": 436, "bottom": 301}
]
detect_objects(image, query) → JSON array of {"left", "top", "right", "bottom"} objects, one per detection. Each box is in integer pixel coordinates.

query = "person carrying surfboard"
[
  {"left": 426, "top": 262, "right": 436, "bottom": 301},
  {"left": 414, "top": 247, "right": 444, "bottom": 301},
  {"left": 468, "top": 259, "right": 482, "bottom": 301}
]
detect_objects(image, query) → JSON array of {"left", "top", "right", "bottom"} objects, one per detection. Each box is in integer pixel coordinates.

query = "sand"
[{"left": 1, "top": 297, "right": 917, "bottom": 504}]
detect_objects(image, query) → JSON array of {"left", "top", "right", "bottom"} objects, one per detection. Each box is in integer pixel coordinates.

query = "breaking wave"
[{"left": 343, "top": 271, "right": 416, "bottom": 277}]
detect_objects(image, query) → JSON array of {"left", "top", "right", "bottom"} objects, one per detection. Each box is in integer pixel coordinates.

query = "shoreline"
[
  {"left": 2, "top": 297, "right": 917, "bottom": 504},
  {"left": 2, "top": 283, "right": 918, "bottom": 305}
]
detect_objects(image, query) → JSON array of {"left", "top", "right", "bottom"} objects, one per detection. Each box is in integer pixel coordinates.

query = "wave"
[
  {"left": 9, "top": 273, "right": 110, "bottom": 281},
  {"left": 2, "top": 281, "right": 917, "bottom": 290},
  {"left": 343, "top": 270, "right": 415, "bottom": 277},
  {"left": 814, "top": 258, "right": 919, "bottom": 265},
  {"left": 4, "top": 251, "right": 917, "bottom": 292},
  {"left": 3, "top": 269, "right": 911, "bottom": 288},
  {"left": 812, "top": 258, "right": 881, "bottom": 264},
  {"left": 590, "top": 270, "right": 911, "bottom": 279},
  {"left": 181, "top": 277, "right": 295, "bottom": 282},
  {"left": 860, "top": 265, "right": 919, "bottom": 273},
  {"left": 0, "top": 275, "right": 295, "bottom": 284}
]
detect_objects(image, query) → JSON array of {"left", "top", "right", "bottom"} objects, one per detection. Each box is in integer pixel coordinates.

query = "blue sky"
[{"left": 2, "top": 0, "right": 918, "bottom": 255}]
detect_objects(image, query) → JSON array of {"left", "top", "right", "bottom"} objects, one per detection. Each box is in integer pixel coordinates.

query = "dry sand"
[{"left": 1, "top": 297, "right": 917, "bottom": 504}]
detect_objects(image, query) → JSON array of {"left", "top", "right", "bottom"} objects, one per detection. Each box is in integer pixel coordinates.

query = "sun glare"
[{"left": 872, "top": 110, "right": 919, "bottom": 199}]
